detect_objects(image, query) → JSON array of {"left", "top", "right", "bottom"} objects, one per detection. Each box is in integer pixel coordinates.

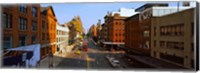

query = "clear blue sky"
[{"left": 41, "top": 2, "right": 181, "bottom": 33}]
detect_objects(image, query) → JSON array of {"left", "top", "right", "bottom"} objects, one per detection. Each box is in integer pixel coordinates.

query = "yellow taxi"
[{"left": 75, "top": 50, "right": 81, "bottom": 55}]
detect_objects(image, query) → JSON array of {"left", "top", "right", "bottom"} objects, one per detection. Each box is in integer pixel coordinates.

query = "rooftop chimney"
[{"left": 183, "top": 1, "right": 190, "bottom": 6}]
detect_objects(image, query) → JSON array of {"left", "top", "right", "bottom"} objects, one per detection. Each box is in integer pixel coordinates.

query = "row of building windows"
[
  {"left": 115, "top": 33, "right": 124, "bottom": 36},
  {"left": 56, "top": 37, "right": 67, "bottom": 43},
  {"left": 159, "top": 41, "right": 184, "bottom": 50},
  {"left": 115, "top": 21, "right": 123, "bottom": 25},
  {"left": 18, "top": 5, "right": 38, "bottom": 17},
  {"left": 18, "top": 17, "right": 38, "bottom": 31},
  {"left": 114, "top": 39, "right": 124, "bottom": 42},
  {"left": 115, "top": 28, "right": 124, "bottom": 31},
  {"left": 160, "top": 24, "right": 184, "bottom": 36},
  {"left": 3, "top": 35, "right": 37, "bottom": 49},
  {"left": 57, "top": 30, "right": 68, "bottom": 35}
]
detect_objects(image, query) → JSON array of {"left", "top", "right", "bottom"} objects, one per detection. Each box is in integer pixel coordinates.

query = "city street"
[
  {"left": 55, "top": 39, "right": 126, "bottom": 69},
  {"left": 36, "top": 38, "right": 185, "bottom": 69},
  {"left": 1, "top": 3, "right": 196, "bottom": 70}
]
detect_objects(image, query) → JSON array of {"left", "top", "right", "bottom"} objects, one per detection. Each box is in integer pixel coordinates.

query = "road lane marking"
[{"left": 86, "top": 54, "right": 90, "bottom": 69}]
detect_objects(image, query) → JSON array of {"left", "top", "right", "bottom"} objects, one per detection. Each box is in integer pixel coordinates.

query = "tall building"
[
  {"left": 151, "top": 8, "right": 195, "bottom": 68},
  {"left": 88, "top": 24, "right": 97, "bottom": 41},
  {"left": 107, "top": 13, "right": 126, "bottom": 43},
  {"left": 96, "top": 19, "right": 102, "bottom": 42},
  {"left": 100, "top": 23, "right": 107, "bottom": 42},
  {"left": 2, "top": 4, "right": 42, "bottom": 67},
  {"left": 125, "top": 13, "right": 142, "bottom": 53},
  {"left": 40, "top": 6, "right": 57, "bottom": 58},
  {"left": 56, "top": 23, "right": 69, "bottom": 54},
  {"left": 124, "top": 3, "right": 193, "bottom": 55},
  {"left": 2, "top": 5, "right": 58, "bottom": 67},
  {"left": 104, "top": 8, "right": 137, "bottom": 44},
  {"left": 2, "top": 4, "right": 41, "bottom": 50}
]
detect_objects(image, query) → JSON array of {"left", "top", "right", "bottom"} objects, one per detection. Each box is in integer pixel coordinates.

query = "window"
[
  {"left": 119, "top": 33, "right": 121, "bottom": 36},
  {"left": 42, "top": 33, "right": 45, "bottom": 40},
  {"left": 18, "top": 5, "right": 27, "bottom": 13},
  {"left": 191, "top": 22, "right": 194, "bottom": 36},
  {"left": 160, "top": 24, "right": 184, "bottom": 36},
  {"left": 32, "top": 7, "right": 37, "bottom": 17},
  {"left": 47, "top": 22, "right": 49, "bottom": 29},
  {"left": 18, "top": 17, "right": 27, "bottom": 30},
  {"left": 143, "top": 41, "right": 149, "bottom": 49},
  {"left": 42, "top": 20, "right": 45, "bottom": 29},
  {"left": 166, "top": 41, "right": 184, "bottom": 50},
  {"left": 154, "top": 27, "right": 156, "bottom": 36},
  {"left": 3, "top": 13, "right": 12, "bottom": 29},
  {"left": 144, "top": 30, "right": 150, "bottom": 37},
  {"left": 191, "top": 43, "right": 194, "bottom": 52},
  {"left": 3, "top": 36, "right": 12, "bottom": 49},
  {"left": 116, "top": 22, "right": 118, "bottom": 25},
  {"left": 2, "top": 5, "right": 13, "bottom": 8},
  {"left": 19, "top": 35, "right": 27, "bottom": 46},
  {"left": 47, "top": 33, "right": 49, "bottom": 40},
  {"left": 32, "top": 20, "right": 37, "bottom": 31},
  {"left": 191, "top": 59, "right": 194, "bottom": 68},
  {"left": 153, "top": 51, "right": 156, "bottom": 57},
  {"left": 160, "top": 41, "right": 165, "bottom": 47},
  {"left": 31, "top": 34, "right": 37, "bottom": 44},
  {"left": 154, "top": 40, "right": 156, "bottom": 47}
]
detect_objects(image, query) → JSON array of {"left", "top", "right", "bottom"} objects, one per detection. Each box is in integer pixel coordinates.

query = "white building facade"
[{"left": 56, "top": 23, "right": 69, "bottom": 54}]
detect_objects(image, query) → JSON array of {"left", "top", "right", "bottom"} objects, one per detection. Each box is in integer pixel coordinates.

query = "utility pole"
[{"left": 177, "top": 1, "right": 180, "bottom": 12}]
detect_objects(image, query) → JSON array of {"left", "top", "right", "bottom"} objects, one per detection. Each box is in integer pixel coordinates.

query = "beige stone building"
[{"left": 151, "top": 8, "right": 195, "bottom": 69}]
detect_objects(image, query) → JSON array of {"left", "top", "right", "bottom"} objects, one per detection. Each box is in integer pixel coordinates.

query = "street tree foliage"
[{"left": 68, "top": 16, "right": 84, "bottom": 33}]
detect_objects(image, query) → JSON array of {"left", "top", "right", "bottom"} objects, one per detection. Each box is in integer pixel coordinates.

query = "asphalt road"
[{"left": 55, "top": 39, "right": 121, "bottom": 70}]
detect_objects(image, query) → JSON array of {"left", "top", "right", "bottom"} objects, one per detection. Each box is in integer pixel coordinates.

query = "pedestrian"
[{"left": 48, "top": 51, "right": 54, "bottom": 68}]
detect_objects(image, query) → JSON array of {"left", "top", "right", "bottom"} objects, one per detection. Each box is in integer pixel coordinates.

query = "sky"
[{"left": 41, "top": 2, "right": 195, "bottom": 33}]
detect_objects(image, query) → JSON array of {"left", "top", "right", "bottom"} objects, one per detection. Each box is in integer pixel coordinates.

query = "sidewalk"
[
  {"left": 38, "top": 55, "right": 63, "bottom": 68},
  {"left": 39, "top": 45, "right": 75, "bottom": 68}
]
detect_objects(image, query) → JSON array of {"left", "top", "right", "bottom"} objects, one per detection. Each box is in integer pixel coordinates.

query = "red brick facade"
[
  {"left": 107, "top": 13, "right": 126, "bottom": 43},
  {"left": 2, "top": 5, "right": 57, "bottom": 59}
]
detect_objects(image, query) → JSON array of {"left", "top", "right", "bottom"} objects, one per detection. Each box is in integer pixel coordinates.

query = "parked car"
[
  {"left": 111, "top": 59, "right": 121, "bottom": 68},
  {"left": 105, "top": 55, "right": 110, "bottom": 59},
  {"left": 105, "top": 55, "right": 114, "bottom": 61}
]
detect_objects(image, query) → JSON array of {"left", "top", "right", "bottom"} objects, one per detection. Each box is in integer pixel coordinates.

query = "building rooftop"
[
  {"left": 135, "top": 3, "right": 169, "bottom": 12},
  {"left": 151, "top": 6, "right": 193, "bottom": 17},
  {"left": 106, "top": 8, "right": 138, "bottom": 17}
]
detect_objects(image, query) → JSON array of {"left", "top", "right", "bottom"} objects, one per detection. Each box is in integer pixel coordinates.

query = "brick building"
[
  {"left": 151, "top": 8, "right": 195, "bottom": 68},
  {"left": 124, "top": 3, "right": 192, "bottom": 55},
  {"left": 88, "top": 24, "right": 97, "bottom": 41},
  {"left": 107, "top": 13, "right": 126, "bottom": 43},
  {"left": 40, "top": 6, "right": 57, "bottom": 58},
  {"left": 2, "top": 4, "right": 41, "bottom": 54},
  {"left": 100, "top": 23, "right": 107, "bottom": 41},
  {"left": 2, "top": 5, "right": 57, "bottom": 60},
  {"left": 124, "top": 14, "right": 142, "bottom": 53}
]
